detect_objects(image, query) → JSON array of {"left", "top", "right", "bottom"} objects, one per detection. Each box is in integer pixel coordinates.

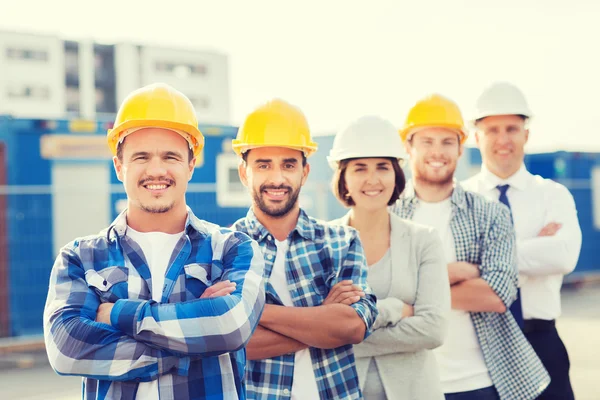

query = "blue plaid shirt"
[
  {"left": 233, "top": 209, "right": 378, "bottom": 400},
  {"left": 44, "top": 208, "right": 266, "bottom": 400},
  {"left": 391, "top": 183, "right": 550, "bottom": 400}
]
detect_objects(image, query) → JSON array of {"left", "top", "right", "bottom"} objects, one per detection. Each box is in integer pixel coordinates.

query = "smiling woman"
[{"left": 328, "top": 115, "right": 450, "bottom": 400}]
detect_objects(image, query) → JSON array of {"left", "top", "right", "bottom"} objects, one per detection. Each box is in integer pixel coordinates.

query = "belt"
[{"left": 523, "top": 318, "right": 556, "bottom": 334}]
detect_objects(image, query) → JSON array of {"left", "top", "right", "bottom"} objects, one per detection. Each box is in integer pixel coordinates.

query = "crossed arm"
[
  {"left": 44, "top": 234, "right": 266, "bottom": 381},
  {"left": 247, "top": 281, "right": 373, "bottom": 360},
  {"left": 449, "top": 218, "right": 566, "bottom": 313},
  {"left": 448, "top": 206, "right": 518, "bottom": 313}
]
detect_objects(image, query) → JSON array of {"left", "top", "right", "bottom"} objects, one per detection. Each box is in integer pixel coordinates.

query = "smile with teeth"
[
  {"left": 362, "top": 190, "right": 383, "bottom": 197},
  {"left": 145, "top": 184, "right": 169, "bottom": 190},
  {"left": 496, "top": 149, "right": 511, "bottom": 155},
  {"left": 427, "top": 161, "right": 446, "bottom": 168},
  {"left": 264, "top": 189, "right": 287, "bottom": 197}
]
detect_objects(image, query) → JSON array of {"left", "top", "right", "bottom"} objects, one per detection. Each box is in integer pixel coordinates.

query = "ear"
[
  {"left": 238, "top": 160, "right": 249, "bottom": 188},
  {"left": 188, "top": 158, "right": 196, "bottom": 181},
  {"left": 403, "top": 140, "right": 411, "bottom": 155},
  {"left": 524, "top": 128, "right": 530, "bottom": 144},
  {"left": 301, "top": 163, "right": 310, "bottom": 186},
  {"left": 458, "top": 142, "right": 464, "bottom": 158},
  {"left": 113, "top": 156, "right": 124, "bottom": 182}
]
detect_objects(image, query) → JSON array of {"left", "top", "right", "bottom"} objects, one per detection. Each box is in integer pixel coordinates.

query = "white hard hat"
[
  {"left": 327, "top": 115, "right": 406, "bottom": 170},
  {"left": 472, "top": 81, "right": 532, "bottom": 122}
]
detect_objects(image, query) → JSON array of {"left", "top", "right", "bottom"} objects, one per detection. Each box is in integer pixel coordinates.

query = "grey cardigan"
[{"left": 331, "top": 212, "right": 450, "bottom": 400}]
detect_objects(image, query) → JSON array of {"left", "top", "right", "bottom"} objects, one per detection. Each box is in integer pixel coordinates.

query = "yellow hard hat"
[
  {"left": 232, "top": 99, "right": 318, "bottom": 157},
  {"left": 400, "top": 94, "right": 467, "bottom": 143},
  {"left": 107, "top": 83, "right": 204, "bottom": 157}
]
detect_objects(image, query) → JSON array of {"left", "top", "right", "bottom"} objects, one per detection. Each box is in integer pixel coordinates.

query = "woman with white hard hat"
[{"left": 329, "top": 115, "right": 450, "bottom": 400}]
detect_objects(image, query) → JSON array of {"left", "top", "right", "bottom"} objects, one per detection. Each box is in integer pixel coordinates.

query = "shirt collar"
[
  {"left": 402, "top": 179, "right": 467, "bottom": 210},
  {"left": 480, "top": 163, "right": 531, "bottom": 191},
  {"left": 243, "top": 207, "right": 316, "bottom": 242},
  {"left": 108, "top": 206, "right": 209, "bottom": 240}
]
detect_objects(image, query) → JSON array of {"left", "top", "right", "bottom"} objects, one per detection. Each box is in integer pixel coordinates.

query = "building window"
[
  {"left": 6, "top": 48, "right": 49, "bottom": 62},
  {"left": 154, "top": 61, "right": 208, "bottom": 77},
  {"left": 7, "top": 85, "right": 50, "bottom": 100},
  {"left": 66, "top": 87, "right": 80, "bottom": 112}
]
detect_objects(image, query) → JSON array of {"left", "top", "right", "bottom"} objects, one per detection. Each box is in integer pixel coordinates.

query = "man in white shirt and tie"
[{"left": 463, "top": 81, "right": 582, "bottom": 400}]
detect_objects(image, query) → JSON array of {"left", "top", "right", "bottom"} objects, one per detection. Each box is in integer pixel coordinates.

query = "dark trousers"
[
  {"left": 524, "top": 320, "right": 575, "bottom": 400},
  {"left": 445, "top": 386, "right": 499, "bottom": 400}
]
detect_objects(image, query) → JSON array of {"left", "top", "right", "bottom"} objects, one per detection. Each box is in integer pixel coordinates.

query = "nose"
[
  {"left": 145, "top": 156, "right": 168, "bottom": 178},
  {"left": 496, "top": 130, "right": 511, "bottom": 146},
  {"left": 267, "top": 165, "right": 286, "bottom": 186},
  {"left": 366, "top": 169, "right": 380, "bottom": 185},
  {"left": 429, "top": 142, "right": 444, "bottom": 158}
]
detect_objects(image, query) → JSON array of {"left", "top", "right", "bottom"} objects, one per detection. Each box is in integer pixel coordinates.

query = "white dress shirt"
[{"left": 463, "top": 164, "right": 582, "bottom": 320}]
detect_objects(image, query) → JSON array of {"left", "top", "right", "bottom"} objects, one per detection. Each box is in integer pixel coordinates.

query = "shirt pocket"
[
  {"left": 184, "top": 263, "right": 212, "bottom": 299},
  {"left": 85, "top": 266, "right": 129, "bottom": 303}
]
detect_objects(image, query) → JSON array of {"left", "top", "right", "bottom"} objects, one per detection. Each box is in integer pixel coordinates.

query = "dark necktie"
[{"left": 497, "top": 184, "right": 524, "bottom": 329}]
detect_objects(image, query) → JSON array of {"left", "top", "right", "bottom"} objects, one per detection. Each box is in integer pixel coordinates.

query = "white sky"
[{"left": 2, "top": 0, "right": 599, "bottom": 151}]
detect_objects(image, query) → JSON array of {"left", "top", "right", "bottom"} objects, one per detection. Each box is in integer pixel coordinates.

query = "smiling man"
[
  {"left": 231, "top": 99, "right": 378, "bottom": 400},
  {"left": 390, "top": 94, "right": 549, "bottom": 400},
  {"left": 43, "top": 83, "right": 265, "bottom": 400},
  {"left": 463, "top": 82, "right": 582, "bottom": 400}
]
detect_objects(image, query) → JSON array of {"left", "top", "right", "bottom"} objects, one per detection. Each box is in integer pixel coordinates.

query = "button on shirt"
[
  {"left": 463, "top": 165, "right": 582, "bottom": 320},
  {"left": 233, "top": 208, "right": 378, "bottom": 400}
]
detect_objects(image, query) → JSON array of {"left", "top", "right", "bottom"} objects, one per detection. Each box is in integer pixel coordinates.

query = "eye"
[
  {"left": 257, "top": 164, "right": 269, "bottom": 170},
  {"left": 284, "top": 163, "right": 295, "bottom": 170}
]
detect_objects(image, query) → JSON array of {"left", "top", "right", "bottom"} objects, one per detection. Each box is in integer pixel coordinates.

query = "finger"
[
  {"left": 327, "top": 286, "right": 363, "bottom": 303},
  {"left": 329, "top": 281, "right": 354, "bottom": 292},
  {"left": 203, "top": 281, "right": 235, "bottom": 297},
  {"left": 208, "top": 287, "right": 236, "bottom": 298},
  {"left": 339, "top": 296, "right": 362, "bottom": 305},
  {"left": 326, "top": 281, "right": 353, "bottom": 298},
  {"left": 330, "top": 290, "right": 365, "bottom": 304}
]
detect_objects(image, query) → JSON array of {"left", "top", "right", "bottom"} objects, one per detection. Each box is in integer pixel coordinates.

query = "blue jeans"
[{"left": 445, "top": 386, "right": 500, "bottom": 400}]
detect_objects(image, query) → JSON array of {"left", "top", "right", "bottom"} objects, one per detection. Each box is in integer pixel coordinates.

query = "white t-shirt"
[
  {"left": 269, "top": 238, "right": 320, "bottom": 400},
  {"left": 126, "top": 226, "right": 184, "bottom": 400},
  {"left": 412, "top": 199, "right": 493, "bottom": 394}
]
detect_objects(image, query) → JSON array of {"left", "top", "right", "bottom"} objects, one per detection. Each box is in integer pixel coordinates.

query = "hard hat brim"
[
  {"left": 231, "top": 141, "right": 318, "bottom": 157},
  {"left": 108, "top": 119, "right": 204, "bottom": 157}
]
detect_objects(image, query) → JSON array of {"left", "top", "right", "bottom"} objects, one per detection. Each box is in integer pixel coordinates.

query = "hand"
[
  {"left": 401, "top": 304, "right": 414, "bottom": 318},
  {"left": 323, "top": 280, "right": 365, "bottom": 306},
  {"left": 448, "top": 262, "right": 480, "bottom": 285},
  {"left": 96, "top": 302, "right": 114, "bottom": 324},
  {"left": 201, "top": 280, "right": 237, "bottom": 298},
  {"left": 538, "top": 222, "right": 562, "bottom": 237}
]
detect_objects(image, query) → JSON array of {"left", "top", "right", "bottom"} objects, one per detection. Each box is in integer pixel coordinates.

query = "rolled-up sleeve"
[
  {"left": 480, "top": 204, "right": 518, "bottom": 308},
  {"left": 336, "top": 234, "right": 378, "bottom": 339}
]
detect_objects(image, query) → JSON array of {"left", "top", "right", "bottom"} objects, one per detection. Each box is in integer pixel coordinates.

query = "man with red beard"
[
  {"left": 231, "top": 99, "right": 378, "bottom": 400},
  {"left": 390, "top": 94, "right": 549, "bottom": 400}
]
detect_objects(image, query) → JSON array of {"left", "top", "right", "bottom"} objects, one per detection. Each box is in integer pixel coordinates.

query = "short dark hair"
[
  {"left": 116, "top": 137, "right": 195, "bottom": 162},
  {"left": 332, "top": 158, "right": 406, "bottom": 207},
  {"left": 241, "top": 149, "right": 307, "bottom": 166}
]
